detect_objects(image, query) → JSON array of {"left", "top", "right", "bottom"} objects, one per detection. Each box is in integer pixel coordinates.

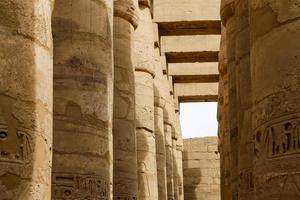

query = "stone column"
[
  {"left": 221, "top": 0, "right": 238, "bottom": 199},
  {"left": 176, "top": 146, "right": 184, "bottom": 200},
  {"left": 113, "top": 0, "right": 139, "bottom": 199},
  {"left": 164, "top": 123, "right": 174, "bottom": 200},
  {"left": 162, "top": 72, "right": 176, "bottom": 200},
  {"left": 153, "top": 23, "right": 168, "bottom": 200},
  {"left": 172, "top": 110, "right": 179, "bottom": 200},
  {"left": 172, "top": 137, "right": 179, "bottom": 200},
  {"left": 0, "top": 1, "right": 53, "bottom": 199},
  {"left": 175, "top": 113, "right": 184, "bottom": 200},
  {"left": 235, "top": 0, "right": 254, "bottom": 199},
  {"left": 52, "top": 0, "right": 113, "bottom": 199},
  {"left": 250, "top": 1, "right": 300, "bottom": 199},
  {"left": 134, "top": 2, "right": 158, "bottom": 199},
  {"left": 218, "top": 25, "right": 232, "bottom": 200}
]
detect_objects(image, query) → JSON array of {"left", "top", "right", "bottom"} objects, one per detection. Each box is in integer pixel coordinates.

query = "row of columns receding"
[{"left": 0, "top": 0, "right": 184, "bottom": 199}]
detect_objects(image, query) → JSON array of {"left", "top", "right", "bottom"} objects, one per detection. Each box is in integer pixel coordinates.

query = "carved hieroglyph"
[
  {"left": 250, "top": 1, "right": 300, "bottom": 199},
  {"left": 52, "top": 0, "right": 113, "bottom": 199},
  {"left": 0, "top": 1, "right": 54, "bottom": 199},
  {"left": 113, "top": 0, "right": 139, "bottom": 199}
]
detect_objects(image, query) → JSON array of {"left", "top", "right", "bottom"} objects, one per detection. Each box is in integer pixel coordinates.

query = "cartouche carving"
[
  {"left": 254, "top": 114, "right": 300, "bottom": 159},
  {"left": 52, "top": 173, "right": 109, "bottom": 199},
  {"left": 0, "top": 124, "right": 33, "bottom": 164}
]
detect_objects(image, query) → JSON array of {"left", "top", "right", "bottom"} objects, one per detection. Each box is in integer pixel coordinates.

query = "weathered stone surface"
[
  {"left": 164, "top": 123, "right": 175, "bottom": 200},
  {"left": 114, "top": 0, "right": 139, "bottom": 29},
  {"left": 161, "top": 35, "right": 221, "bottom": 54},
  {"left": 221, "top": 0, "right": 239, "bottom": 199},
  {"left": 168, "top": 63, "right": 219, "bottom": 77},
  {"left": 134, "top": 3, "right": 158, "bottom": 200},
  {"left": 174, "top": 113, "right": 184, "bottom": 200},
  {"left": 173, "top": 138, "right": 179, "bottom": 200},
  {"left": 113, "top": 0, "right": 139, "bottom": 199},
  {"left": 250, "top": 1, "right": 300, "bottom": 199},
  {"left": 52, "top": 0, "right": 113, "bottom": 199},
  {"left": 235, "top": 0, "right": 253, "bottom": 199},
  {"left": 155, "top": 106, "right": 168, "bottom": 200},
  {"left": 174, "top": 83, "right": 219, "bottom": 102},
  {"left": 183, "top": 137, "right": 220, "bottom": 200},
  {"left": 218, "top": 25, "right": 232, "bottom": 200},
  {"left": 153, "top": 22, "right": 168, "bottom": 200},
  {"left": 0, "top": 1, "right": 54, "bottom": 199},
  {"left": 154, "top": 0, "right": 221, "bottom": 22}
]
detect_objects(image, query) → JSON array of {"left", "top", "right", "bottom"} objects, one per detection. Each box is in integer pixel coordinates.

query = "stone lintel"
[
  {"left": 158, "top": 20, "right": 221, "bottom": 36},
  {"left": 166, "top": 52, "right": 219, "bottom": 63}
]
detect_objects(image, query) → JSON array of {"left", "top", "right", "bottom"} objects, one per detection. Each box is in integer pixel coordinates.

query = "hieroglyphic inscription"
[
  {"left": 52, "top": 173, "right": 109, "bottom": 200},
  {"left": 113, "top": 195, "right": 137, "bottom": 200},
  {"left": 239, "top": 169, "right": 254, "bottom": 191},
  {"left": 254, "top": 114, "right": 300, "bottom": 159},
  {"left": 0, "top": 124, "right": 33, "bottom": 164}
]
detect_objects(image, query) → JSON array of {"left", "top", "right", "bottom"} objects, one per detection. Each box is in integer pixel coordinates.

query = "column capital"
[
  {"left": 138, "top": 0, "right": 151, "bottom": 8},
  {"left": 114, "top": 0, "right": 139, "bottom": 29},
  {"left": 220, "top": 0, "right": 235, "bottom": 27}
]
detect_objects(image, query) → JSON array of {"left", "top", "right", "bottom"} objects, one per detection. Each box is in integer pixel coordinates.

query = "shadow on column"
[{"left": 0, "top": 1, "right": 54, "bottom": 199}]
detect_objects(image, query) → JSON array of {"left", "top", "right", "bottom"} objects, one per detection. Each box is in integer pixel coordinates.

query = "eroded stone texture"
[
  {"left": 134, "top": 3, "right": 158, "bottom": 200},
  {"left": 218, "top": 25, "right": 232, "bottom": 200},
  {"left": 0, "top": 1, "right": 54, "bottom": 199},
  {"left": 162, "top": 72, "right": 177, "bottom": 200},
  {"left": 183, "top": 137, "right": 221, "bottom": 200},
  {"left": 154, "top": 106, "right": 168, "bottom": 200},
  {"left": 173, "top": 112, "right": 181, "bottom": 200},
  {"left": 113, "top": 0, "right": 139, "bottom": 199},
  {"left": 52, "top": 0, "right": 113, "bottom": 199},
  {"left": 153, "top": 22, "right": 168, "bottom": 200},
  {"left": 164, "top": 123, "right": 175, "bottom": 200},
  {"left": 221, "top": 0, "right": 239, "bottom": 199},
  {"left": 250, "top": 1, "right": 300, "bottom": 199},
  {"left": 176, "top": 138, "right": 184, "bottom": 200},
  {"left": 173, "top": 138, "right": 179, "bottom": 200},
  {"left": 235, "top": 0, "right": 253, "bottom": 199}
]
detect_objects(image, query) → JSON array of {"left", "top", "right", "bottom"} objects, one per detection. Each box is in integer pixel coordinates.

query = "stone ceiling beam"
[
  {"left": 166, "top": 52, "right": 219, "bottom": 63},
  {"left": 172, "top": 74, "right": 219, "bottom": 83},
  {"left": 168, "top": 62, "right": 219, "bottom": 83},
  {"left": 158, "top": 20, "right": 221, "bottom": 36},
  {"left": 174, "top": 83, "right": 219, "bottom": 102},
  {"left": 161, "top": 35, "right": 221, "bottom": 53}
]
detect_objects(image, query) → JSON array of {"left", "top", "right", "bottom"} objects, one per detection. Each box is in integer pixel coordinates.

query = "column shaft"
[
  {"left": 113, "top": 0, "right": 139, "bottom": 199},
  {"left": 134, "top": 4, "right": 158, "bottom": 200},
  {"left": 0, "top": 1, "right": 53, "bottom": 199},
  {"left": 250, "top": 1, "right": 300, "bottom": 199},
  {"left": 155, "top": 106, "right": 168, "bottom": 200},
  {"left": 235, "top": 0, "right": 254, "bottom": 199},
  {"left": 221, "top": 0, "right": 238, "bottom": 199},
  {"left": 174, "top": 113, "right": 184, "bottom": 200},
  {"left": 153, "top": 26, "right": 168, "bottom": 200},
  {"left": 218, "top": 24, "right": 232, "bottom": 200},
  {"left": 172, "top": 138, "right": 179, "bottom": 200},
  {"left": 164, "top": 123, "right": 174, "bottom": 200},
  {"left": 162, "top": 71, "right": 176, "bottom": 200},
  {"left": 52, "top": 0, "right": 113, "bottom": 199}
]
